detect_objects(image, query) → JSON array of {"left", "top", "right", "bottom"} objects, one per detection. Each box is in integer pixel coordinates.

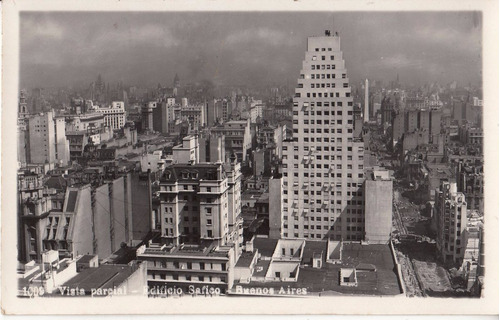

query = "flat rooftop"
[
  {"left": 238, "top": 242, "right": 401, "bottom": 296},
  {"left": 252, "top": 237, "right": 279, "bottom": 257},
  {"left": 140, "top": 241, "right": 230, "bottom": 258}
]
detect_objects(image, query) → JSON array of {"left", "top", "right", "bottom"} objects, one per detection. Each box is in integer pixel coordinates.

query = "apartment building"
[
  {"left": 434, "top": 181, "right": 467, "bottom": 265},
  {"left": 25, "top": 111, "right": 70, "bottom": 166},
  {"left": 211, "top": 119, "right": 252, "bottom": 163}
]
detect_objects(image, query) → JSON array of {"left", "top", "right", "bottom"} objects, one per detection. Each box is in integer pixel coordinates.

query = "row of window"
[
  {"left": 284, "top": 189, "right": 363, "bottom": 197},
  {"left": 282, "top": 233, "right": 364, "bottom": 240},
  {"left": 284, "top": 224, "right": 365, "bottom": 231},
  {"left": 149, "top": 274, "right": 226, "bottom": 283},
  {"left": 285, "top": 197, "right": 364, "bottom": 205},
  {"left": 296, "top": 91, "right": 350, "bottom": 98},
  {"left": 284, "top": 172, "right": 364, "bottom": 179},
  {"left": 284, "top": 216, "right": 364, "bottom": 222},
  {"left": 284, "top": 163, "right": 363, "bottom": 170},
  {"left": 284, "top": 154, "right": 362, "bottom": 161},
  {"left": 286, "top": 181, "right": 363, "bottom": 187},
  {"left": 311, "top": 54, "right": 335, "bottom": 60}
]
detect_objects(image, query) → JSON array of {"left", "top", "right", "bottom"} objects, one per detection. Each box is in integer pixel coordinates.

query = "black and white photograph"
[{"left": 2, "top": 0, "right": 498, "bottom": 315}]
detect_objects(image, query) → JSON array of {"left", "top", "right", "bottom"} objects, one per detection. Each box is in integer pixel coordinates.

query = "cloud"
[
  {"left": 414, "top": 25, "right": 481, "bottom": 55},
  {"left": 22, "top": 17, "right": 65, "bottom": 41},
  {"left": 92, "top": 23, "right": 179, "bottom": 48},
  {"left": 225, "top": 28, "right": 294, "bottom": 46}
]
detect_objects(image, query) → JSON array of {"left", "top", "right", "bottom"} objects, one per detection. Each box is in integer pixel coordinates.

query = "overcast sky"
[{"left": 20, "top": 11, "right": 482, "bottom": 89}]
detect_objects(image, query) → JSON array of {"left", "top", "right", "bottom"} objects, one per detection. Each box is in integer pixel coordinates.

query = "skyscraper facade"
[{"left": 275, "top": 31, "right": 366, "bottom": 241}]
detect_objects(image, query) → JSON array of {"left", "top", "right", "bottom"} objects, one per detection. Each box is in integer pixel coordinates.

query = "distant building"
[
  {"left": 141, "top": 101, "right": 157, "bottom": 132},
  {"left": 456, "top": 161, "right": 484, "bottom": 213},
  {"left": 459, "top": 124, "right": 483, "bottom": 146},
  {"left": 153, "top": 98, "right": 176, "bottom": 134},
  {"left": 256, "top": 124, "right": 285, "bottom": 159},
  {"left": 26, "top": 111, "right": 70, "bottom": 166},
  {"left": 198, "top": 133, "right": 226, "bottom": 163},
  {"left": 177, "top": 104, "right": 206, "bottom": 131},
  {"left": 65, "top": 112, "right": 105, "bottom": 132},
  {"left": 206, "top": 99, "right": 232, "bottom": 126},
  {"left": 249, "top": 104, "right": 264, "bottom": 123},
  {"left": 95, "top": 101, "right": 126, "bottom": 130},
  {"left": 171, "top": 135, "right": 200, "bottom": 164},
  {"left": 211, "top": 119, "right": 252, "bottom": 163}
]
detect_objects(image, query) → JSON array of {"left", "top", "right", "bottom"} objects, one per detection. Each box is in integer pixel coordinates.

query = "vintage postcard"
[{"left": 2, "top": 0, "right": 498, "bottom": 315}]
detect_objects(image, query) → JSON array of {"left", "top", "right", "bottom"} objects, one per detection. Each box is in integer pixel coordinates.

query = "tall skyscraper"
[
  {"left": 364, "top": 79, "right": 369, "bottom": 122},
  {"left": 272, "top": 31, "right": 366, "bottom": 241}
]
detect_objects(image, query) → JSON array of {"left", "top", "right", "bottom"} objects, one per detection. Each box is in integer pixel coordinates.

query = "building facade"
[
  {"left": 211, "top": 119, "right": 252, "bottom": 163},
  {"left": 434, "top": 181, "right": 467, "bottom": 265},
  {"left": 26, "top": 111, "right": 70, "bottom": 166},
  {"left": 274, "top": 31, "right": 366, "bottom": 241},
  {"left": 95, "top": 101, "right": 126, "bottom": 130}
]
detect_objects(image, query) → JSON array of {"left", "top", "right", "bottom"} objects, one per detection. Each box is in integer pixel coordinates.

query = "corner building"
[{"left": 277, "top": 31, "right": 365, "bottom": 241}]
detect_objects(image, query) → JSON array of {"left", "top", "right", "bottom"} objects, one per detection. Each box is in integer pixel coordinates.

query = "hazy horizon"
[{"left": 20, "top": 11, "right": 482, "bottom": 90}]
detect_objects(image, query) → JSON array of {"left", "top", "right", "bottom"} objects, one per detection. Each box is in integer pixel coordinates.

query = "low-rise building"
[{"left": 364, "top": 169, "right": 393, "bottom": 244}]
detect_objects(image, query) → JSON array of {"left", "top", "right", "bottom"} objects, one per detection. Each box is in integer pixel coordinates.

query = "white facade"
[
  {"left": 95, "top": 101, "right": 126, "bottom": 130},
  {"left": 275, "top": 32, "right": 365, "bottom": 241}
]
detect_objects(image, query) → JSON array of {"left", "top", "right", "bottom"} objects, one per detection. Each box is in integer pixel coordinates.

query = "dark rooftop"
[
  {"left": 238, "top": 243, "right": 401, "bottom": 296},
  {"left": 62, "top": 264, "right": 140, "bottom": 295},
  {"left": 302, "top": 241, "right": 327, "bottom": 265},
  {"left": 235, "top": 251, "right": 257, "bottom": 268},
  {"left": 252, "top": 237, "right": 278, "bottom": 257},
  {"left": 77, "top": 255, "right": 97, "bottom": 265},
  {"left": 44, "top": 175, "right": 68, "bottom": 191}
]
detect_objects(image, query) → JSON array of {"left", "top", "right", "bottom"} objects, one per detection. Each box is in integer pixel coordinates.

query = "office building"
[
  {"left": 152, "top": 98, "right": 176, "bottom": 134},
  {"left": 95, "top": 101, "right": 126, "bottom": 130},
  {"left": 141, "top": 101, "right": 157, "bottom": 132},
  {"left": 211, "top": 119, "right": 252, "bottom": 163},
  {"left": 136, "top": 155, "right": 243, "bottom": 293},
  {"left": 434, "top": 181, "right": 467, "bottom": 265},
  {"left": 275, "top": 31, "right": 365, "bottom": 241},
  {"left": 26, "top": 111, "right": 70, "bottom": 166}
]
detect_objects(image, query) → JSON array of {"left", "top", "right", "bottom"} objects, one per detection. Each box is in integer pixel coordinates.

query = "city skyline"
[
  {"left": 20, "top": 11, "right": 482, "bottom": 89},
  {"left": 7, "top": 2, "right": 494, "bottom": 309}
]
